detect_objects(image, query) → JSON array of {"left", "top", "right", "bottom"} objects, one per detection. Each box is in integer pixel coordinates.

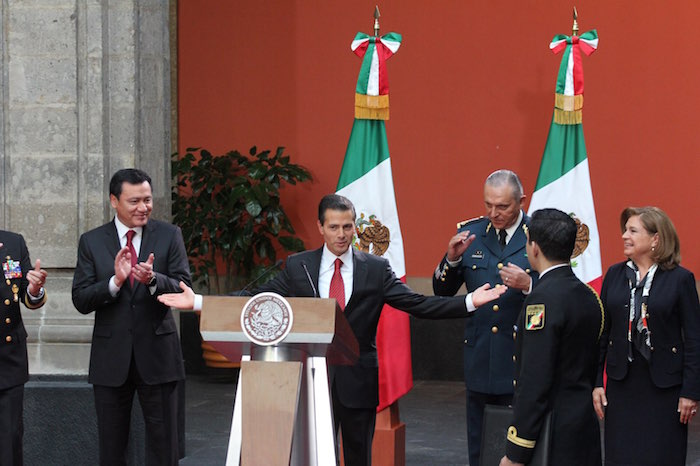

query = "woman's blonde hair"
[{"left": 620, "top": 206, "right": 680, "bottom": 270}]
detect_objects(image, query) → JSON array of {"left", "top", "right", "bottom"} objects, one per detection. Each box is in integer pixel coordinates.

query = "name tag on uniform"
[{"left": 3, "top": 259, "right": 22, "bottom": 279}]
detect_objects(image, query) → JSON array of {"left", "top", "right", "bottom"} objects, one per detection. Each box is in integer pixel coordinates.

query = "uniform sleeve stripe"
[
  {"left": 585, "top": 283, "right": 605, "bottom": 339},
  {"left": 507, "top": 426, "right": 536, "bottom": 449}
]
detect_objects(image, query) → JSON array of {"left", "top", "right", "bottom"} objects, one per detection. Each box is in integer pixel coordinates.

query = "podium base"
[{"left": 372, "top": 402, "right": 406, "bottom": 466}]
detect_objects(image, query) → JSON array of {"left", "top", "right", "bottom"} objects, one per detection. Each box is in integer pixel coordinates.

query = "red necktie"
[
  {"left": 329, "top": 258, "right": 345, "bottom": 311},
  {"left": 126, "top": 230, "right": 137, "bottom": 286}
]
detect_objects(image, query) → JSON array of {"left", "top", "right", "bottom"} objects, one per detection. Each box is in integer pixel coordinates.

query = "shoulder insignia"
[
  {"left": 525, "top": 304, "right": 545, "bottom": 330},
  {"left": 485, "top": 221, "right": 492, "bottom": 234},
  {"left": 507, "top": 426, "right": 536, "bottom": 449},
  {"left": 456, "top": 216, "right": 484, "bottom": 230},
  {"left": 585, "top": 283, "right": 605, "bottom": 340}
]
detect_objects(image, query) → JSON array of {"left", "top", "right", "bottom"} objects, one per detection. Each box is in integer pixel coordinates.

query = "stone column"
[{"left": 0, "top": 0, "right": 173, "bottom": 374}]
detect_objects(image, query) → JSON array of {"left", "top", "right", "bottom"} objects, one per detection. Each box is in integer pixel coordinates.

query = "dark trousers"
[
  {"left": 332, "top": 383, "right": 376, "bottom": 466},
  {"left": 93, "top": 358, "right": 180, "bottom": 466},
  {"left": 466, "top": 389, "right": 512, "bottom": 466},
  {"left": 0, "top": 384, "right": 24, "bottom": 466}
]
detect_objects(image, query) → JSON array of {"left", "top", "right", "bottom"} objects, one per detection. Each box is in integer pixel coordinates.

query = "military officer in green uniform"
[
  {"left": 433, "top": 169, "right": 536, "bottom": 466},
  {"left": 0, "top": 230, "right": 48, "bottom": 466}
]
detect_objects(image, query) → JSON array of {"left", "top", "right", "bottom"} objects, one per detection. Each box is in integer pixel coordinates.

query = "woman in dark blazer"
[{"left": 593, "top": 206, "right": 700, "bottom": 466}]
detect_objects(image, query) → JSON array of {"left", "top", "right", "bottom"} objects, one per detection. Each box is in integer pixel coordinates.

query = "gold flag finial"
[
  {"left": 572, "top": 6, "right": 579, "bottom": 36},
  {"left": 374, "top": 6, "right": 381, "bottom": 37}
]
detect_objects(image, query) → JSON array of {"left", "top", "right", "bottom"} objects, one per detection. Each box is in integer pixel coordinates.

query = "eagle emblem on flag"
[{"left": 354, "top": 213, "right": 390, "bottom": 256}]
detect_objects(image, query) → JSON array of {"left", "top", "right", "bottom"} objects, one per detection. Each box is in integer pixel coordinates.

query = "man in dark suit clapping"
[{"left": 72, "top": 169, "right": 191, "bottom": 466}]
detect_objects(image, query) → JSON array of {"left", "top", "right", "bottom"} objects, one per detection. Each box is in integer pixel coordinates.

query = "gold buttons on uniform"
[
  {"left": 4, "top": 299, "right": 9, "bottom": 305},
  {"left": 472, "top": 265, "right": 477, "bottom": 270},
  {"left": 464, "top": 339, "right": 468, "bottom": 344},
  {"left": 512, "top": 355, "right": 516, "bottom": 362},
  {"left": 491, "top": 326, "right": 498, "bottom": 334},
  {"left": 5, "top": 318, "right": 10, "bottom": 324},
  {"left": 497, "top": 263, "right": 504, "bottom": 269},
  {"left": 5, "top": 336, "right": 11, "bottom": 342},
  {"left": 492, "top": 305, "right": 499, "bottom": 312},
  {"left": 672, "top": 347, "right": 677, "bottom": 354},
  {"left": 5, "top": 279, "right": 10, "bottom": 285},
  {"left": 525, "top": 268, "right": 530, "bottom": 274},
  {"left": 513, "top": 380, "right": 517, "bottom": 387},
  {"left": 512, "top": 331, "right": 517, "bottom": 340}
]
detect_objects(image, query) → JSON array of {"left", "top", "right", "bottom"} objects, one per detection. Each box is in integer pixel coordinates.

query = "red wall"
[{"left": 178, "top": 1, "right": 700, "bottom": 277}]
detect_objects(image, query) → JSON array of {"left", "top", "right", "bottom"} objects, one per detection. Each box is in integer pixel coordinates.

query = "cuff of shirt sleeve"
[
  {"left": 108, "top": 276, "right": 120, "bottom": 297},
  {"left": 193, "top": 294, "right": 203, "bottom": 312},
  {"left": 27, "top": 287, "right": 44, "bottom": 301},
  {"left": 466, "top": 293, "right": 477, "bottom": 312},
  {"left": 446, "top": 256, "right": 462, "bottom": 267}
]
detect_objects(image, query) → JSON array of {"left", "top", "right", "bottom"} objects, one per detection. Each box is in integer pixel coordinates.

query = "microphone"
[
  {"left": 238, "top": 259, "right": 283, "bottom": 295},
  {"left": 300, "top": 261, "right": 318, "bottom": 298}
]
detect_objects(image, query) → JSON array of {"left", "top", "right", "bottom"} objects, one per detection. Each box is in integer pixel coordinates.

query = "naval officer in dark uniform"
[
  {"left": 500, "top": 208, "right": 603, "bottom": 466},
  {"left": 433, "top": 169, "right": 536, "bottom": 466},
  {"left": 0, "top": 231, "right": 48, "bottom": 466}
]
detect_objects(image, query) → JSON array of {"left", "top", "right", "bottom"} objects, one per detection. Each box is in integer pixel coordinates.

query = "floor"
[{"left": 179, "top": 373, "right": 700, "bottom": 465}]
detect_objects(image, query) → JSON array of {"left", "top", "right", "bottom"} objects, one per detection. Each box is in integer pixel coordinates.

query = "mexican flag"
[
  {"left": 337, "top": 120, "right": 411, "bottom": 411},
  {"left": 527, "top": 30, "right": 602, "bottom": 292},
  {"left": 336, "top": 32, "right": 412, "bottom": 411}
]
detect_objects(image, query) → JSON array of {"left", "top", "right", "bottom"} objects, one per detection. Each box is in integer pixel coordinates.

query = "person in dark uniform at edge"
[
  {"left": 0, "top": 230, "right": 48, "bottom": 466},
  {"left": 157, "top": 194, "right": 510, "bottom": 466},
  {"left": 433, "top": 169, "right": 537, "bottom": 466},
  {"left": 500, "top": 208, "right": 604, "bottom": 466}
]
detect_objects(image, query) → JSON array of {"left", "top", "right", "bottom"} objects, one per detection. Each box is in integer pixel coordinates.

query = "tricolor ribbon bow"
[
  {"left": 351, "top": 32, "right": 402, "bottom": 120},
  {"left": 549, "top": 30, "right": 599, "bottom": 125}
]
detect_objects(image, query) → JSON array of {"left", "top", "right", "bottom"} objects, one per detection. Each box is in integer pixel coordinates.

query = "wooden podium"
[{"left": 199, "top": 296, "right": 359, "bottom": 466}]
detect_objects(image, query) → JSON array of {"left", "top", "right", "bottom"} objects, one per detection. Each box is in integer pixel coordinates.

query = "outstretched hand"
[
  {"left": 472, "top": 282, "right": 508, "bottom": 308},
  {"left": 157, "top": 281, "right": 195, "bottom": 310}
]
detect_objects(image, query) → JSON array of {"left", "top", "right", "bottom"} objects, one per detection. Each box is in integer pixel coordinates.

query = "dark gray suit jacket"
[
  {"left": 72, "top": 219, "right": 191, "bottom": 386},
  {"left": 255, "top": 247, "right": 469, "bottom": 409}
]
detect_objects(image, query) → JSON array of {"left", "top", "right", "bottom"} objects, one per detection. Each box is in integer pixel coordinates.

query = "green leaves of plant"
[{"left": 171, "top": 146, "right": 312, "bottom": 293}]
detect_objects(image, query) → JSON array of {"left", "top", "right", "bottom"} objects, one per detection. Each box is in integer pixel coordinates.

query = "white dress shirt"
[
  {"left": 318, "top": 244, "right": 353, "bottom": 308},
  {"left": 108, "top": 217, "right": 153, "bottom": 296}
]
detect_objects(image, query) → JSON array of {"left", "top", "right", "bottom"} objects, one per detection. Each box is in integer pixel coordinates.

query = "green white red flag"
[
  {"left": 527, "top": 30, "right": 602, "bottom": 292},
  {"left": 337, "top": 32, "right": 412, "bottom": 411}
]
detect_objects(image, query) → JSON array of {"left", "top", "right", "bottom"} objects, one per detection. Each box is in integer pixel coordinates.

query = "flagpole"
[
  {"left": 374, "top": 5, "right": 380, "bottom": 37},
  {"left": 572, "top": 6, "right": 579, "bottom": 36}
]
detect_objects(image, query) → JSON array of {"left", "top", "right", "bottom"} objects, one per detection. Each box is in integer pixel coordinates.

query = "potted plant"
[{"left": 171, "top": 146, "right": 312, "bottom": 367}]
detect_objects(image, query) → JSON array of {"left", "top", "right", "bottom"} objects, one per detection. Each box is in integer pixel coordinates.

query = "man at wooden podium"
[{"left": 159, "top": 194, "right": 507, "bottom": 466}]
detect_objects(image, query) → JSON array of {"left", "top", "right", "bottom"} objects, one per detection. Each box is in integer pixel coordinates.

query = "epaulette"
[{"left": 456, "top": 216, "right": 485, "bottom": 230}]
